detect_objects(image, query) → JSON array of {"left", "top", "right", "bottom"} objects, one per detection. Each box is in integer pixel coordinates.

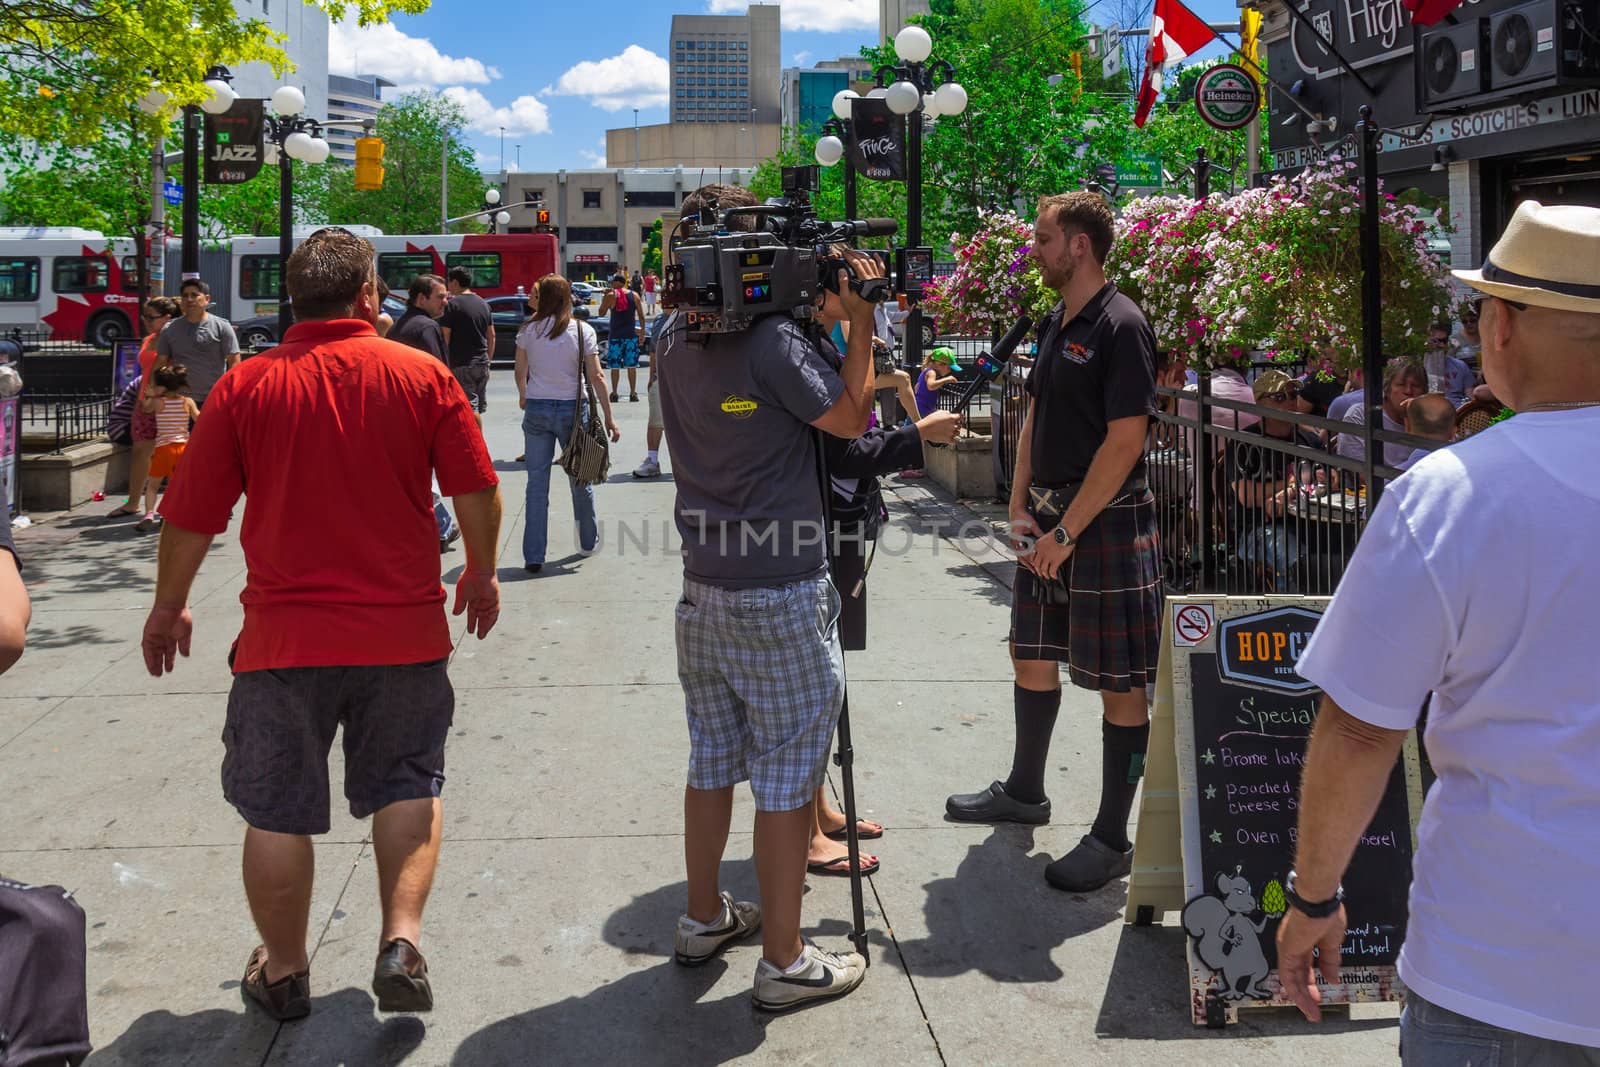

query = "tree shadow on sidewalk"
[
  {"left": 889, "top": 826, "right": 1125, "bottom": 984},
  {"left": 87, "top": 988, "right": 424, "bottom": 1067}
]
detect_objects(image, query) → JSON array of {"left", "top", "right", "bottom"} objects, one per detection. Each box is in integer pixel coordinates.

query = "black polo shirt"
[{"left": 1025, "top": 282, "right": 1157, "bottom": 486}]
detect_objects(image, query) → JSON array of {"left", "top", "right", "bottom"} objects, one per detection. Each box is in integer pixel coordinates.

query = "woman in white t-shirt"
[{"left": 514, "top": 274, "right": 620, "bottom": 573}]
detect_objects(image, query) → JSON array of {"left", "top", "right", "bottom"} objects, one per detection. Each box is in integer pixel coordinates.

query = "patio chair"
[{"left": 1453, "top": 398, "right": 1502, "bottom": 440}]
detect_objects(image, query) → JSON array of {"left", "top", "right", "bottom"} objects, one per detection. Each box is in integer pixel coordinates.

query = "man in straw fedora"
[{"left": 1276, "top": 200, "right": 1600, "bottom": 1061}]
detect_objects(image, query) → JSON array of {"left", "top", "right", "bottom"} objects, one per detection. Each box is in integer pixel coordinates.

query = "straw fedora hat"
[{"left": 1453, "top": 200, "right": 1600, "bottom": 314}]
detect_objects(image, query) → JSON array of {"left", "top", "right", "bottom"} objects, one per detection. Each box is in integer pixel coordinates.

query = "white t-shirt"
[
  {"left": 1296, "top": 408, "right": 1600, "bottom": 1046},
  {"left": 1336, "top": 404, "right": 1410, "bottom": 466},
  {"left": 517, "top": 319, "right": 597, "bottom": 402}
]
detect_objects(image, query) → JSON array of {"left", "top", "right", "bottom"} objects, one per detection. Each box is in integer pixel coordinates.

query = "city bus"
[
  {"left": 0, "top": 228, "right": 559, "bottom": 346},
  {"left": 228, "top": 231, "right": 559, "bottom": 320},
  {"left": 0, "top": 228, "right": 145, "bottom": 348}
]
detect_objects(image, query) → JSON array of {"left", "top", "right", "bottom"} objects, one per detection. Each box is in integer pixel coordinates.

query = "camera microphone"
[{"left": 838, "top": 218, "right": 899, "bottom": 238}]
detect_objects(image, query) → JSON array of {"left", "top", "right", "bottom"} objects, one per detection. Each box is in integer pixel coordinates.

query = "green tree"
[
  {"left": 323, "top": 92, "right": 486, "bottom": 235},
  {"left": 1, "top": 0, "right": 430, "bottom": 145},
  {"left": 642, "top": 218, "right": 663, "bottom": 273},
  {"left": 746, "top": 127, "right": 905, "bottom": 249}
]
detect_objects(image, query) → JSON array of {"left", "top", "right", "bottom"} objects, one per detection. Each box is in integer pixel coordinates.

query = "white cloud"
[
  {"left": 542, "top": 45, "right": 669, "bottom": 112},
  {"left": 793, "top": 50, "right": 814, "bottom": 65},
  {"left": 329, "top": 19, "right": 499, "bottom": 87},
  {"left": 707, "top": 0, "right": 875, "bottom": 32},
  {"left": 577, "top": 136, "right": 609, "bottom": 167},
  {"left": 441, "top": 86, "right": 552, "bottom": 137}
]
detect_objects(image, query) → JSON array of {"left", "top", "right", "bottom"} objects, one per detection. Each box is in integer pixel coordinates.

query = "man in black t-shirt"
[
  {"left": 390, "top": 274, "right": 448, "bottom": 362},
  {"left": 0, "top": 516, "right": 27, "bottom": 674},
  {"left": 440, "top": 268, "right": 494, "bottom": 417},
  {"left": 946, "top": 191, "right": 1162, "bottom": 896},
  {"left": 1226, "top": 370, "right": 1321, "bottom": 591}
]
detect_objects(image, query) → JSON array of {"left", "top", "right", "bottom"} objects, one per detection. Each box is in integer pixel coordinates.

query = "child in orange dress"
[{"left": 137, "top": 362, "right": 201, "bottom": 532}]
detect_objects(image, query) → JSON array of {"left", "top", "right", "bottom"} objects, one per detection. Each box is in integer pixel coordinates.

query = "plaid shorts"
[
  {"left": 675, "top": 575, "right": 844, "bottom": 811},
  {"left": 221, "top": 659, "right": 454, "bottom": 835},
  {"left": 1010, "top": 488, "right": 1162, "bottom": 693}
]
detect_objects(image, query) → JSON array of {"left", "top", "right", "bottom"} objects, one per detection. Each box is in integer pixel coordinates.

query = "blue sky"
[{"left": 328, "top": 0, "right": 1241, "bottom": 173}]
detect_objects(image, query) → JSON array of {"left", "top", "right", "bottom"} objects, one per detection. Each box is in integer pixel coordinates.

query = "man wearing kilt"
[{"left": 946, "top": 191, "right": 1162, "bottom": 893}]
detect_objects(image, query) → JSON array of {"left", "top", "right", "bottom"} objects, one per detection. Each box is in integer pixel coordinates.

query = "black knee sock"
[
  {"left": 1002, "top": 685, "right": 1061, "bottom": 804},
  {"left": 1090, "top": 719, "right": 1151, "bottom": 853}
]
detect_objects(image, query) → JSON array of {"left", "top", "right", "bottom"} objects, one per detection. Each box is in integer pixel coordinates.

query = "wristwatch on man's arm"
[
  {"left": 1052, "top": 525, "right": 1076, "bottom": 548},
  {"left": 1285, "top": 870, "right": 1345, "bottom": 918}
]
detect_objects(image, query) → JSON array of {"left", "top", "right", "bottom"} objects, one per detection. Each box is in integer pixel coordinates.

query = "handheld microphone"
[{"left": 926, "top": 314, "right": 1035, "bottom": 448}]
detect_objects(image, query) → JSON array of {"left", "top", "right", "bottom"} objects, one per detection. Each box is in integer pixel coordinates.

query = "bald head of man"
[{"left": 1406, "top": 393, "right": 1457, "bottom": 441}]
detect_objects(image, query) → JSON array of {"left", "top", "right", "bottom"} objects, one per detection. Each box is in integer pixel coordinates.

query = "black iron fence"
[{"left": 19, "top": 391, "right": 114, "bottom": 452}]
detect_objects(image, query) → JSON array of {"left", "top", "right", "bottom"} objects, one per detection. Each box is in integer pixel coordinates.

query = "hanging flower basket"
[
  {"left": 922, "top": 209, "right": 1056, "bottom": 337},
  {"left": 1105, "top": 159, "right": 1452, "bottom": 374}
]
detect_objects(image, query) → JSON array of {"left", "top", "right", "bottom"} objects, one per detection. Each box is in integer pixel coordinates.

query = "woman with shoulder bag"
[
  {"left": 110, "top": 296, "right": 179, "bottom": 518},
  {"left": 514, "top": 274, "right": 619, "bottom": 573}
]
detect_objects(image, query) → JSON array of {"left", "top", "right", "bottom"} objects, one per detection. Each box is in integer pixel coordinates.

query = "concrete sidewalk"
[{"left": 1, "top": 371, "right": 1401, "bottom": 1065}]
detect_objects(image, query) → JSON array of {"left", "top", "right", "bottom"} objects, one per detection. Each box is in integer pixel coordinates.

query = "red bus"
[{"left": 0, "top": 228, "right": 145, "bottom": 347}]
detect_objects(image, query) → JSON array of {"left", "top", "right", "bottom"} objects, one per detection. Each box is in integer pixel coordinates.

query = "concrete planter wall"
[
  {"left": 924, "top": 431, "right": 995, "bottom": 501},
  {"left": 19, "top": 441, "right": 129, "bottom": 512}
]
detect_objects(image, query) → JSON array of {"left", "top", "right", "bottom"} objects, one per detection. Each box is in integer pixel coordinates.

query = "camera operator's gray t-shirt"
[{"left": 657, "top": 312, "right": 845, "bottom": 588}]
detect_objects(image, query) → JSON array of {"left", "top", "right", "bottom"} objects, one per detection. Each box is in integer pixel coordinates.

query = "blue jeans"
[
  {"left": 522, "top": 399, "right": 597, "bottom": 565},
  {"left": 1237, "top": 521, "right": 1301, "bottom": 592},
  {"left": 432, "top": 476, "right": 457, "bottom": 542},
  {"left": 1401, "top": 992, "right": 1600, "bottom": 1066}
]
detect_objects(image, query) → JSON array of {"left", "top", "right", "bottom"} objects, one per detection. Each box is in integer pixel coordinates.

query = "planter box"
[
  {"left": 18, "top": 440, "right": 129, "bottom": 512},
  {"left": 924, "top": 432, "right": 995, "bottom": 501}
]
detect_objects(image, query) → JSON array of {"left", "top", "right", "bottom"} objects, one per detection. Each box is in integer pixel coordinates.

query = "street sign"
[
  {"left": 162, "top": 180, "right": 183, "bottom": 206},
  {"left": 1193, "top": 63, "right": 1260, "bottom": 132},
  {"left": 1115, "top": 154, "right": 1164, "bottom": 186},
  {"left": 1102, "top": 25, "right": 1123, "bottom": 79}
]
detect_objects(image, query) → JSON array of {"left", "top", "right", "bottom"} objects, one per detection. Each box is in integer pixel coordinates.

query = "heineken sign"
[{"left": 1193, "top": 63, "right": 1259, "bottom": 132}]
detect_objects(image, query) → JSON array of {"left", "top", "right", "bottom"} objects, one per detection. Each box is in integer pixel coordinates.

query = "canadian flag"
[{"left": 1134, "top": 0, "right": 1221, "bottom": 127}]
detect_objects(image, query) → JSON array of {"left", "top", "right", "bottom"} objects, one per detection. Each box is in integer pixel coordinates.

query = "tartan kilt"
[{"left": 1010, "top": 488, "right": 1162, "bottom": 692}]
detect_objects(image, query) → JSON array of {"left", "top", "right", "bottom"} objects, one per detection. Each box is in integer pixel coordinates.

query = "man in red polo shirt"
[{"left": 140, "top": 227, "right": 501, "bottom": 1021}]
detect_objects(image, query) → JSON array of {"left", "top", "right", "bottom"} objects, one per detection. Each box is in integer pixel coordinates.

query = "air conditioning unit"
[
  {"left": 1416, "top": 20, "right": 1488, "bottom": 108},
  {"left": 1489, "top": 0, "right": 1561, "bottom": 90}
]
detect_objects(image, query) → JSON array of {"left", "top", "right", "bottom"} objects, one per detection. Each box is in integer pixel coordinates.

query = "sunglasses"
[{"left": 1262, "top": 391, "right": 1291, "bottom": 403}]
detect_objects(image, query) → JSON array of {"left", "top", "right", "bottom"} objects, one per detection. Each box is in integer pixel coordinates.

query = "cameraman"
[{"left": 657, "top": 184, "right": 877, "bottom": 1012}]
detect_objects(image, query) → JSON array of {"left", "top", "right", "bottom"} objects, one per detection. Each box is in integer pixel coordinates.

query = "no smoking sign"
[{"left": 1173, "top": 604, "right": 1215, "bottom": 647}]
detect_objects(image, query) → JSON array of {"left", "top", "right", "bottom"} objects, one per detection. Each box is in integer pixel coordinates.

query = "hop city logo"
[
  {"left": 1216, "top": 606, "right": 1323, "bottom": 693},
  {"left": 720, "top": 395, "right": 758, "bottom": 418},
  {"left": 1062, "top": 342, "right": 1095, "bottom": 364}
]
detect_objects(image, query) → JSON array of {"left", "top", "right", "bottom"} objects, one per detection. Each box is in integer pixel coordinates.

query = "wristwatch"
[
  {"left": 1052, "top": 525, "right": 1076, "bottom": 548},
  {"left": 1285, "top": 870, "right": 1345, "bottom": 918}
]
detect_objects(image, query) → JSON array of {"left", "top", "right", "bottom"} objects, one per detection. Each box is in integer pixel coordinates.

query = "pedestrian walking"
[
  {"left": 946, "top": 191, "right": 1162, "bottom": 895},
  {"left": 390, "top": 274, "right": 463, "bottom": 551},
  {"left": 513, "top": 273, "right": 619, "bottom": 572},
  {"left": 139, "top": 226, "right": 502, "bottom": 1022},
  {"left": 597, "top": 274, "right": 644, "bottom": 403},
  {"left": 657, "top": 184, "right": 879, "bottom": 1012},
  {"left": 1277, "top": 200, "right": 1600, "bottom": 1061},
  {"left": 110, "top": 296, "right": 179, "bottom": 518},
  {"left": 632, "top": 310, "right": 668, "bottom": 479},
  {"left": 134, "top": 362, "right": 201, "bottom": 532},
  {"left": 642, "top": 268, "right": 658, "bottom": 316},
  {"left": 155, "top": 279, "right": 240, "bottom": 407},
  {"left": 440, "top": 268, "right": 494, "bottom": 417},
  {"left": 0, "top": 509, "right": 24, "bottom": 675}
]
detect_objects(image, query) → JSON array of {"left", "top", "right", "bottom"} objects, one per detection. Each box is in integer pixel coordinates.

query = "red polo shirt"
[{"left": 159, "top": 319, "right": 497, "bottom": 671}]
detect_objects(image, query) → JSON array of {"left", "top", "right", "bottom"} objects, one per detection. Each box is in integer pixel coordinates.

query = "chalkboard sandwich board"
[{"left": 1126, "top": 597, "right": 1426, "bottom": 1027}]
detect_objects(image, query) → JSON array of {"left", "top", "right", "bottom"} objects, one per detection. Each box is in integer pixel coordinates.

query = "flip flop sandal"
[
  {"left": 823, "top": 820, "right": 884, "bottom": 842},
  {"left": 807, "top": 853, "right": 881, "bottom": 877},
  {"left": 107, "top": 504, "right": 141, "bottom": 518}
]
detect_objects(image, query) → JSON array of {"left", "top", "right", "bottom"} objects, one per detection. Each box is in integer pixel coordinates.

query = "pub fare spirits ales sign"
[{"left": 1126, "top": 598, "right": 1424, "bottom": 1027}]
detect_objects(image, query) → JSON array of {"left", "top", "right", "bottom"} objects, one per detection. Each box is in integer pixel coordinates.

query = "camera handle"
[{"left": 811, "top": 409, "right": 871, "bottom": 967}]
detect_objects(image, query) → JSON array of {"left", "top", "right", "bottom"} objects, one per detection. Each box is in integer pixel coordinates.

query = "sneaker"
[
  {"left": 673, "top": 890, "right": 760, "bottom": 967},
  {"left": 439, "top": 527, "right": 461, "bottom": 554},
  {"left": 629, "top": 394, "right": 639, "bottom": 402},
  {"left": 752, "top": 942, "right": 866, "bottom": 1013},
  {"left": 135, "top": 513, "right": 159, "bottom": 533},
  {"left": 632, "top": 457, "right": 661, "bottom": 479},
  {"left": 371, "top": 937, "right": 433, "bottom": 1012},
  {"left": 609, "top": 391, "right": 620, "bottom": 403},
  {"left": 1044, "top": 833, "right": 1134, "bottom": 893}
]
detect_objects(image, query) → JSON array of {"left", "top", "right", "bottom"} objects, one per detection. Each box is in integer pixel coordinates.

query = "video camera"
[{"left": 661, "top": 165, "right": 899, "bottom": 334}]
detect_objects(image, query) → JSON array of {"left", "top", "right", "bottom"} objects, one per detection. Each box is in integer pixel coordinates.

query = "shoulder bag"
[{"left": 557, "top": 320, "right": 612, "bottom": 485}]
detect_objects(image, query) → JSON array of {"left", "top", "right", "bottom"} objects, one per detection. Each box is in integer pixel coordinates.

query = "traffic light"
[
  {"left": 535, "top": 208, "right": 550, "bottom": 230},
  {"left": 354, "top": 136, "right": 385, "bottom": 191}
]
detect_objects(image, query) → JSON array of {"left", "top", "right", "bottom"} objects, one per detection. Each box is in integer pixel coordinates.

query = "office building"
[
  {"left": 880, "top": 0, "right": 931, "bottom": 41},
  {"left": 604, "top": 123, "right": 779, "bottom": 170},
  {"left": 669, "top": 6, "right": 781, "bottom": 126},
  {"left": 487, "top": 167, "right": 753, "bottom": 278},
  {"left": 227, "top": 0, "right": 330, "bottom": 118},
  {"left": 780, "top": 58, "right": 877, "bottom": 133},
  {"left": 325, "top": 75, "right": 394, "bottom": 164}
]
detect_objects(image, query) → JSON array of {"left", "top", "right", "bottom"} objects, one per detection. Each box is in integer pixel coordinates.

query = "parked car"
[
  {"left": 569, "top": 282, "right": 600, "bottom": 307},
  {"left": 884, "top": 304, "right": 939, "bottom": 349}
]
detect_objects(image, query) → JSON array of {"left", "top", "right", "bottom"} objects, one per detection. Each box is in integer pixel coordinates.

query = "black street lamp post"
[
  {"left": 263, "top": 86, "right": 331, "bottom": 338},
  {"left": 816, "top": 26, "right": 966, "bottom": 375},
  {"left": 184, "top": 65, "right": 238, "bottom": 281}
]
